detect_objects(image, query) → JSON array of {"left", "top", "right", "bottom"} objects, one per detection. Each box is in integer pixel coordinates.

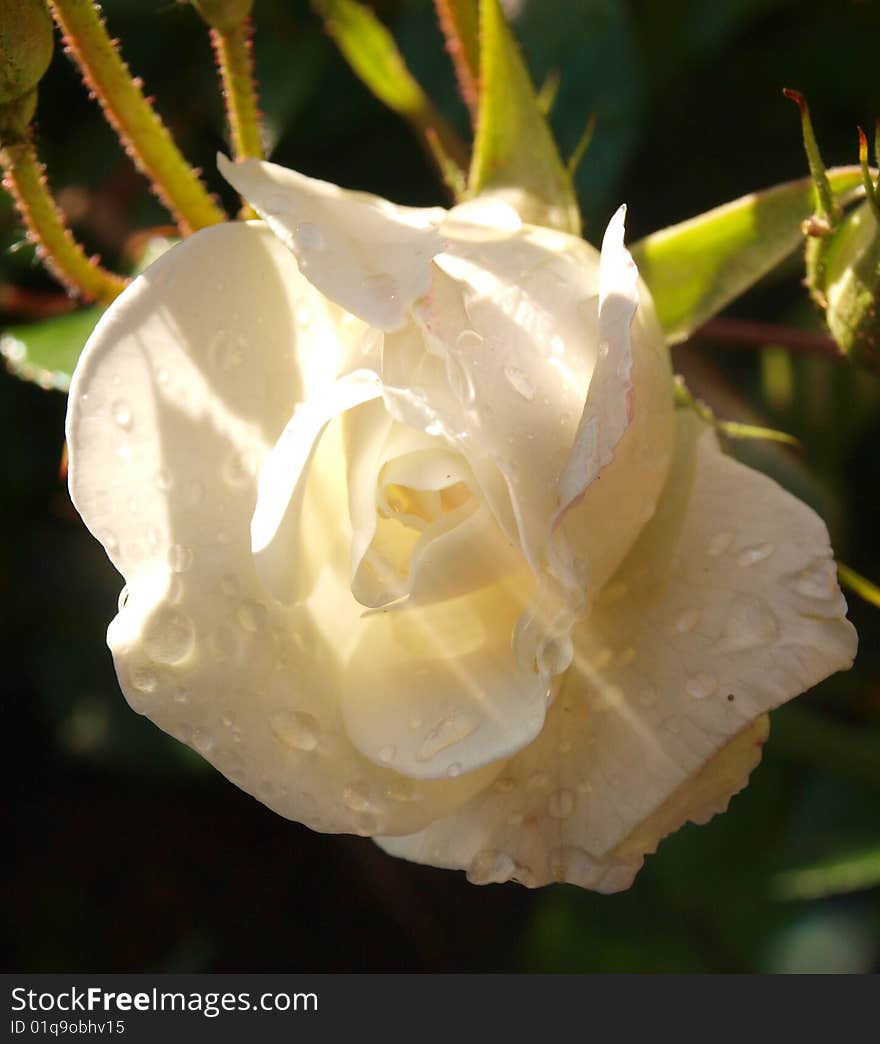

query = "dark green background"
[{"left": 2, "top": 0, "right": 879, "bottom": 972}]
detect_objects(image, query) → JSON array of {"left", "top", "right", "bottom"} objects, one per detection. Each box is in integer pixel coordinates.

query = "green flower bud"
[
  {"left": 0, "top": 0, "right": 54, "bottom": 105},
  {"left": 189, "top": 0, "right": 254, "bottom": 32},
  {"left": 0, "top": 87, "right": 38, "bottom": 146},
  {"left": 824, "top": 199, "right": 880, "bottom": 369}
]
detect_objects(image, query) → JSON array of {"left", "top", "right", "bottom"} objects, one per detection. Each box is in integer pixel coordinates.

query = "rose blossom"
[{"left": 65, "top": 157, "right": 856, "bottom": 890}]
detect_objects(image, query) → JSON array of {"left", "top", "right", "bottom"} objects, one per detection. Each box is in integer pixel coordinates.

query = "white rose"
[{"left": 66, "top": 157, "right": 857, "bottom": 891}]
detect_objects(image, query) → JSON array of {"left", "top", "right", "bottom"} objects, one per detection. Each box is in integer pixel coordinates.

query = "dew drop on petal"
[
  {"left": 547, "top": 789, "right": 575, "bottom": 819},
  {"left": 676, "top": 607, "right": 700, "bottom": 633},
  {"left": 416, "top": 714, "right": 478, "bottom": 762},
  {"left": 167, "top": 544, "right": 194, "bottom": 573},
  {"left": 144, "top": 608, "right": 195, "bottom": 665},
  {"left": 707, "top": 530, "right": 735, "bottom": 557},
  {"left": 447, "top": 762, "right": 462, "bottom": 778},
  {"left": 686, "top": 673, "right": 718, "bottom": 700},
  {"left": 638, "top": 687, "right": 658, "bottom": 708},
  {"left": 789, "top": 557, "right": 838, "bottom": 599},
  {"left": 131, "top": 664, "right": 158, "bottom": 693},
  {"left": 720, "top": 594, "right": 779, "bottom": 651},
  {"left": 504, "top": 365, "right": 535, "bottom": 401},
  {"left": 378, "top": 744, "right": 396, "bottom": 765},
  {"left": 467, "top": 849, "right": 516, "bottom": 885},
  {"left": 455, "top": 329, "right": 484, "bottom": 352},
  {"left": 270, "top": 709, "right": 319, "bottom": 752},
  {"left": 112, "top": 400, "right": 132, "bottom": 430},
  {"left": 343, "top": 781, "right": 377, "bottom": 813},
  {"left": 236, "top": 599, "right": 266, "bottom": 633},
  {"left": 737, "top": 543, "right": 775, "bottom": 567}
]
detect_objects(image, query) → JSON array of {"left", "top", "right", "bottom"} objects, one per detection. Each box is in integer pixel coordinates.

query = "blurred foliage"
[{"left": 2, "top": 0, "right": 879, "bottom": 973}]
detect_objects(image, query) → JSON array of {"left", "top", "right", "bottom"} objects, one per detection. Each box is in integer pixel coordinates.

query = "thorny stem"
[
  {"left": 1, "top": 139, "right": 128, "bottom": 304},
  {"left": 210, "top": 18, "right": 264, "bottom": 162},
  {"left": 689, "top": 318, "right": 843, "bottom": 360},
  {"left": 48, "top": 0, "right": 225, "bottom": 235}
]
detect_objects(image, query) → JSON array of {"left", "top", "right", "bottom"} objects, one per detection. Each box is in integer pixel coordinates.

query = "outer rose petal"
[
  {"left": 218, "top": 155, "right": 446, "bottom": 331},
  {"left": 67, "top": 221, "right": 502, "bottom": 837},
  {"left": 377, "top": 412, "right": 856, "bottom": 888}
]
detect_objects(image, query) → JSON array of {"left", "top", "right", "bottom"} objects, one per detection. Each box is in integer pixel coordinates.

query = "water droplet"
[
  {"left": 719, "top": 594, "right": 779, "bottom": 651},
  {"left": 156, "top": 367, "right": 170, "bottom": 386},
  {"left": 708, "top": 531, "right": 735, "bottom": 557},
  {"left": 527, "top": 771, "right": 550, "bottom": 790},
  {"left": 294, "top": 221, "right": 325, "bottom": 250},
  {"left": 504, "top": 365, "right": 535, "bottom": 401},
  {"left": 550, "top": 334, "right": 565, "bottom": 356},
  {"left": 270, "top": 709, "right": 319, "bottom": 752},
  {"left": 788, "top": 557, "right": 837, "bottom": 599},
  {"left": 445, "top": 352, "right": 476, "bottom": 406},
  {"left": 540, "top": 634, "right": 573, "bottom": 675},
  {"left": 493, "top": 776, "right": 516, "bottom": 793},
  {"left": 192, "top": 729, "right": 215, "bottom": 755},
  {"left": 144, "top": 608, "right": 195, "bottom": 665},
  {"left": 236, "top": 599, "right": 266, "bottom": 633},
  {"left": 343, "top": 781, "right": 377, "bottom": 814},
  {"left": 676, "top": 607, "right": 700, "bottom": 633},
  {"left": 547, "top": 789, "right": 575, "bottom": 819},
  {"left": 112, "top": 400, "right": 132, "bottom": 430},
  {"left": 378, "top": 744, "right": 396, "bottom": 765},
  {"left": 223, "top": 448, "right": 258, "bottom": 488},
  {"left": 455, "top": 329, "right": 484, "bottom": 352},
  {"left": 737, "top": 543, "right": 775, "bottom": 567},
  {"left": 558, "top": 739, "right": 572, "bottom": 754},
  {"left": 617, "top": 646, "right": 636, "bottom": 666},
  {"left": 467, "top": 849, "right": 516, "bottom": 885},
  {"left": 507, "top": 810, "right": 524, "bottom": 826},
  {"left": 665, "top": 715, "right": 682, "bottom": 735},
  {"left": 686, "top": 673, "right": 718, "bottom": 700},
  {"left": 173, "top": 686, "right": 190, "bottom": 704},
  {"left": 155, "top": 469, "right": 173, "bottom": 492},
  {"left": 447, "top": 762, "right": 462, "bottom": 778},
  {"left": 207, "top": 330, "right": 245, "bottom": 371},
  {"left": 416, "top": 714, "right": 477, "bottom": 762},
  {"left": 385, "top": 779, "right": 419, "bottom": 803},
  {"left": 131, "top": 664, "right": 158, "bottom": 693},
  {"left": 638, "top": 687, "right": 658, "bottom": 708},
  {"left": 167, "top": 544, "right": 194, "bottom": 573}
]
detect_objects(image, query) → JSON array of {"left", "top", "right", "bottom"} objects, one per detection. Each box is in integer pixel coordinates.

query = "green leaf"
[
  {"left": 469, "top": 0, "right": 580, "bottom": 234},
  {"left": 1, "top": 305, "right": 105, "bottom": 392},
  {"left": 773, "top": 844, "right": 880, "bottom": 900},
  {"left": 632, "top": 165, "right": 866, "bottom": 343},
  {"left": 313, "top": 0, "right": 468, "bottom": 173}
]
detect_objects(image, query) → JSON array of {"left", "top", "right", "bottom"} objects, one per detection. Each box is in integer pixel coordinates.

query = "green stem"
[
  {"left": 1, "top": 139, "right": 128, "bottom": 304},
  {"left": 210, "top": 18, "right": 264, "bottom": 162},
  {"left": 48, "top": 0, "right": 225, "bottom": 235}
]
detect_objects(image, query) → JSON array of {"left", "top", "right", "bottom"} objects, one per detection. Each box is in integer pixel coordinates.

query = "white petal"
[
  {"left": 250, "top": 369, "right": 383, "bottom": 605},
  {"left": 557, "top": 204, "right": 637, "bottom": 508},
  {"left": 377, "top": 412, "right": 856, "bottom": 887},
  {"left": 66, "top": 220, "right": 500, "bottom": 837},
  {"left": 219, "top": 155, "right": 446, "bottom": 330},
  {"left": 341, "top": 575, "right": 548, "bottom": 781}
]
